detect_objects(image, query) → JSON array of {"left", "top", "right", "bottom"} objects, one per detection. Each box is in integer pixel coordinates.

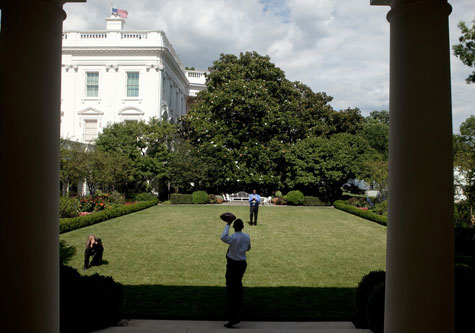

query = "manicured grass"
[{"left": 60, "top": 205, "right": 386, "bottom": 321}]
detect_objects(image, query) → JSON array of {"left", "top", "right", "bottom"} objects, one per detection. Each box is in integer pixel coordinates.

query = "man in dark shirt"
[{"left": 248, "top": 189, "right": 261, "bottom": 225}]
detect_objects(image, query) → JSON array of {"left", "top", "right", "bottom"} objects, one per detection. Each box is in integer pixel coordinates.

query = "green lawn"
[{"left": 60, "top": 205, "right": 386, "bottom": 321}]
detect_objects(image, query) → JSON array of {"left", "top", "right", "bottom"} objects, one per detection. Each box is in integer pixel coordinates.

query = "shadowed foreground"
[{"left": 123, "top": 285, "right": 356, "bottom": 321}]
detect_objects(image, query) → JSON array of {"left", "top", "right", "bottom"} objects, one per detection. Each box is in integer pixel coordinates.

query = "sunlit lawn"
[{"left": 60, "top": 204, "right": 386, "bottom": 321}]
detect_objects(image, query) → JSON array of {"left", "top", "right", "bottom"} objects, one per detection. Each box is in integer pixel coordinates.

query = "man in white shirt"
[{"left": 220, "top": 218, "right": 251, "bottom": 328}]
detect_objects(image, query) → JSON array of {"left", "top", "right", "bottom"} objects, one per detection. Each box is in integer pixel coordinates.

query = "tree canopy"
[
  {"left": 178, "top": 51, "right": 370, "bottom": 197},
  {"left": 361, "top": 110, "right": 389, "bottom": 160},
  {"left": 63, "top": 52, "right": 388, "bottom": 201},
  {"left": 453, "top": 20, "right": 475, "bottom": 84},
  {"left": 60, "top": 139, "right": 131, "bottom": 196},
  {"left": 454, "top": 115, "right": 475, "bottom": 208},
  {"left": 285, "top": 133, "right": 375, "bottom": 202},
  {"left": 95, "top": 119, "right": 174, "bottom": 194}
]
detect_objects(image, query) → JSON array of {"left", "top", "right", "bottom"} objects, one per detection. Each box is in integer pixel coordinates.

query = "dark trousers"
[
  {"left": 225, "top": 256, "right": 247, "bottom": 323},
  {"left": 250, "top": 206, "right": 259, "bottom": 224},
  {"left": 84, "top": 245, "right": 103, "bottom": 269}
]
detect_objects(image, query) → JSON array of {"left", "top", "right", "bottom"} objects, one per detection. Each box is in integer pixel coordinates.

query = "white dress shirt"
[{"left": 221, "top": 224, "right": 251, "bottom": 261}]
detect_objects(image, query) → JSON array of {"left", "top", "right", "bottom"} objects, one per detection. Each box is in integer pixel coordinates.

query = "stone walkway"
[{"left": 94, "top": 320, "right": 371, "bottom": 332}]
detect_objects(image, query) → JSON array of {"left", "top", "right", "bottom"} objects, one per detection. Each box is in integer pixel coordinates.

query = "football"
[{"left": 220, "top": 212, "right": 236, "bottom": 223}]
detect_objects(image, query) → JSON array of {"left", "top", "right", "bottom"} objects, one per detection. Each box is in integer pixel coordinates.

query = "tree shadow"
[
  {"left": 122, "top": 285, "right": 356, "bottom": 321},
  {"left": 60, "top": 240, "right": 77, "bottom": 265}
]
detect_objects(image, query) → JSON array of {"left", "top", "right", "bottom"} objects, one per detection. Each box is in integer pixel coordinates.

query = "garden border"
[
  {"left": 333, "top": 200, "right": 387, "bottom": 226},
  {"left": 60, "top": 198, "right": 159, "bottom": 233}
]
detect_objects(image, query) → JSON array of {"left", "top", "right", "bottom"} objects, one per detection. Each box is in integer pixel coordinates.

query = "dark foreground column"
[
  {"left": 385, "top": 0, "right": 454, "bottom": 332},
  {"left": 0, "top": 1, "right": 83, "bottom": 332}
]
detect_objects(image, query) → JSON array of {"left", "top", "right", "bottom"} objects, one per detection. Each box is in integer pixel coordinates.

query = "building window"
[
  {"left": 84, "top": 119, "right": 98, "bottom": 142},
  {"left": 86, "top": 72, "right": 99, "bottom": 97},
  {"left": 127, "top": 72, "right": 139, "bottom": 97}
]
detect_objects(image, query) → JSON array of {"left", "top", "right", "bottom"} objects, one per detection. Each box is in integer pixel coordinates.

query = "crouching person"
[{"left": 84, "top": 234, "right": 104, "bottom": 270}]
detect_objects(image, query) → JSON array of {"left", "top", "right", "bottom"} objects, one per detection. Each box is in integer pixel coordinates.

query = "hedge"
[
  {"left": 303, "top": 196, "right": 329, "bottom": 206},
  {"left": 170, "top": 193, "right": 193, "bottom": 204},
  {"left": 132, "top": 192, "right": 157, "bottom": 202},
  {"left": 333, "top": 200, "right": 387, "bottom": 226},
  {"left": 60, "top": 198, "right": 158, "bottom": 234}
]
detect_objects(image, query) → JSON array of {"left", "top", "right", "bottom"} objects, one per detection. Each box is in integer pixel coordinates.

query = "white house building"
[{"left": 61, "top": 15, "right": 207, "bottom": 143}]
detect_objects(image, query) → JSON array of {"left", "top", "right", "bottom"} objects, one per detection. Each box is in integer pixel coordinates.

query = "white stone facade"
[{"left": 61, "top": 16, "right": 207, "bottom": 143}]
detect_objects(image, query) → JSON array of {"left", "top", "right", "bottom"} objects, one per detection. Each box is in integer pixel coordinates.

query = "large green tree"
[
  {"left": 361, "top": 110, "right": 389, "bottom": 160},
  {"left": 454, "top": 115, "right": 475, "bottom": 223},
  {"left": 285, "top": 133, "right": 376, "bottom": 202},
  {"left": 60, "top": 140, "right": 131, "bottom": 196},
  {"left": 95, "top": 118, "right": 174, "bottom": 194},
  {"left": 168, "top": 139, "right": 210, "bottom": 192},
  {"left": 179, "top": 51, "right": 365, "bottom": 194},
  {"left": 453, "top": 20, "right": 475, "bottom": 84},
  {"left": 60, "top": 139, "right": 87, "bottom": 195}
]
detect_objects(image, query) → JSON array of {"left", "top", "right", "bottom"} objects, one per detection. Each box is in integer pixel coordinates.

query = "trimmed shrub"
[
  {"left": 133, "top": 192, "right": 156, "bottom": 202},
  {"left": 286, "top": 190, "right": 305, "bottom": 205},
  {"left": 60, "top": 196, "right": 80, "bottom": 218},
  {"left": 60, "top": 198, "right": 158, "bottom": 233},
  {"left": 60, "top": 264, "right": 123, "bottom": 333},
  {"left": 303, "top": 196, "right": 328, "bottom": 206},
  {"left": 192, "top": 190, "right": 209, "bottom": 204},
  {"left": 275, "top": 190, "right": 283, "bottom": 197},
  {"left": 170, "top": 193, "right": 193, "bottom": 204},
  {"left": 367, "top": 283, "right": 385, "bottom": 333},
  {"left": 355, "top": 270, "right": 386, "bottom": 329},
  {"left": 334, "top": 200, "right": 387, "bottom": 226}
]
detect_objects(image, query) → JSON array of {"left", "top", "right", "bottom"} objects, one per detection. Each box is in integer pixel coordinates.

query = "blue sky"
[{"left": 63, "top": 0, "right": 474, "bottom": 132}]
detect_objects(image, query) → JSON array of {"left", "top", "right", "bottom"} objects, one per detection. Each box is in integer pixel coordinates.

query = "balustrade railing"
[
  {"left": 62, "top": 30, "right": 186, "bottom": 74},
  {"left": 80, "top": 33, "right": 107, "bottom": 39},
  {"left": 121, "top": 32, "right": 148, "bottom": 39},
  {"left": 187, "top": 71, "right": 204, "bottom": 78}
]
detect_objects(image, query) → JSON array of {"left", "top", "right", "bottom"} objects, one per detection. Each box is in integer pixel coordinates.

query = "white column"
[
  {"left": 156, "top": 67, "right": 162, "bottom": 118},
  {"left": 385, "top": 0, "right": 454, "bottom": 332},
  {"left": 0, "top": 1, "right": 83, "bottom": 332}
]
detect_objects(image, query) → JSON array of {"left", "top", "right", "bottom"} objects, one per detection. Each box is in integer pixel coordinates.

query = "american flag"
[{"left": 112, "top": 8, "right": 128, "bottom": 19}]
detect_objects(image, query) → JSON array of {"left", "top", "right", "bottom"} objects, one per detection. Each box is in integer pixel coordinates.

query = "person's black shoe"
[{"left": 224, "top": 321, "right": 240, "bottom": 328}]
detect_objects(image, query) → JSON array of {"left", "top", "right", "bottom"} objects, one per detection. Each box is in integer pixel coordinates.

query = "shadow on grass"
[
  {"left": 60, "top": 240, "right": 77, "bottom": 265},
  {"left": 123, "top": 285, "right": 356, "bottom": 321}
]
